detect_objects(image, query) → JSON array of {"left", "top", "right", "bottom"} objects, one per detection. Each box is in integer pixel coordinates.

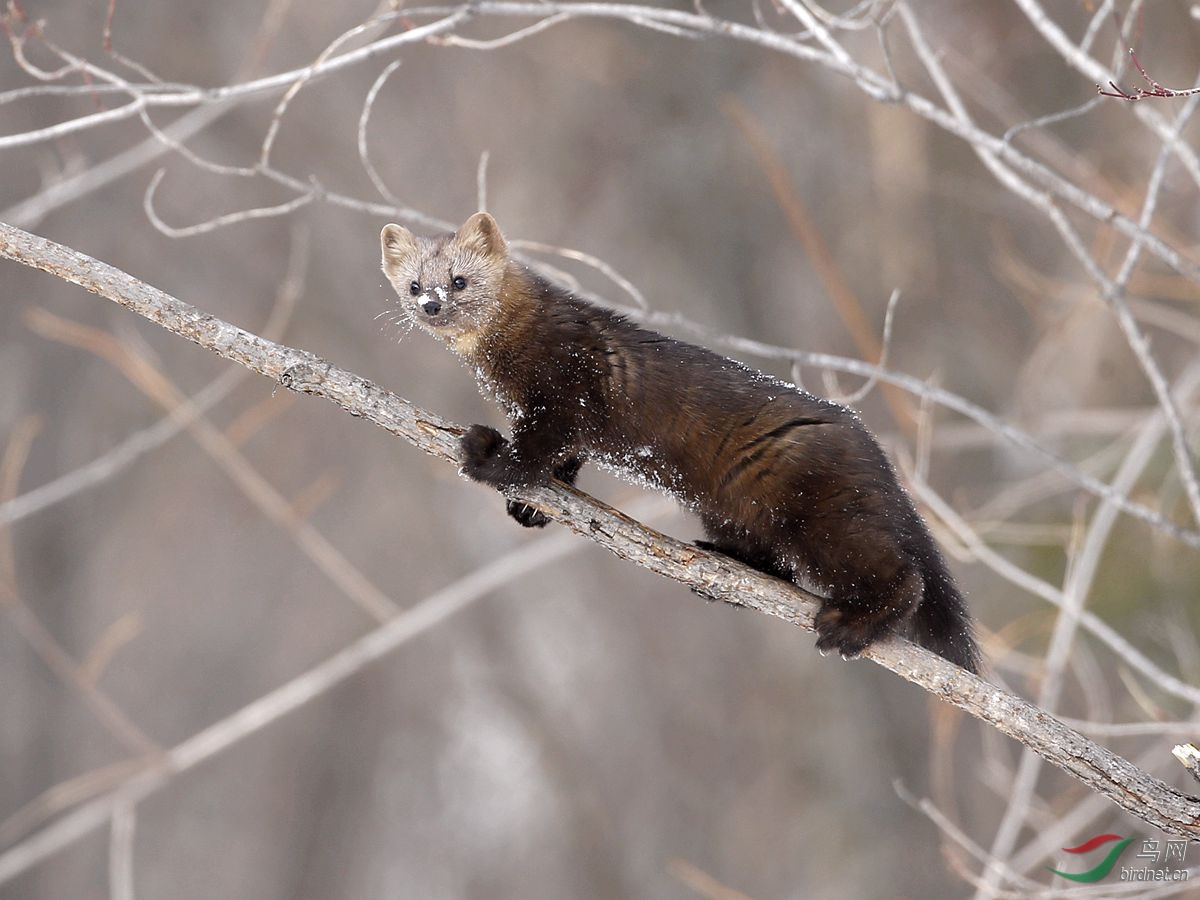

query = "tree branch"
[{"left": 2, "top": 221, "right": 1198, "bottom": 844}]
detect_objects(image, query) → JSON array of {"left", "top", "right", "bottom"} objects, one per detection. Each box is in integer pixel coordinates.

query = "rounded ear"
[
  {"left": 455, "top": 212, "right": 507, "bottom": 258},
  {"left": 380, "top": 223, "right": 418, "bottom": 265}
]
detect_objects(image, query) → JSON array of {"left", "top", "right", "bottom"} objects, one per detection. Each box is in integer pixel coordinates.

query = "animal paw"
[
  {"left": 813, "top": 605, "right": 883, "bottom": 660},
  {"left": 460, "top": 424, "right": 508, "bottom": 484},
  {"left": 507, "top": 500, "right": 549, "bottom": 528}
]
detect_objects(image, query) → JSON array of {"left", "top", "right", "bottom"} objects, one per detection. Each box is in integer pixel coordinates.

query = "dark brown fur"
[{"left": 381, "top": 213, "right": 980, "bottom": 671}]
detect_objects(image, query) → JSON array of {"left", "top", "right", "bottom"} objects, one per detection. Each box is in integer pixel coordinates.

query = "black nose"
[{"left": 422, "top": 299, "right": 441, "bottom": 316}]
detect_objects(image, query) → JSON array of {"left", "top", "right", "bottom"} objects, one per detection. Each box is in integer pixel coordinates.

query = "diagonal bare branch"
[{"left": 1, "top": 221, "right": 1198, "bottom": 859}]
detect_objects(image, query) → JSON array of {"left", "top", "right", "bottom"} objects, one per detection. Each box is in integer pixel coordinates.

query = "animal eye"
[
  {"left": 409, "top": 281, "right": 420, "bottom": 295},
  {"left": 452, "top": 276, "right": 467, "bottom": 291}
]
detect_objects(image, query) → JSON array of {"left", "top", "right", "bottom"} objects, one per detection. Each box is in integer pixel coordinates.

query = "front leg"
[
  {"left": 462, "top": 384, "right": 581, "bottom": 519},
  {"left": 460, "top": 424, "right": 525, "bottom": 488},
  {"left": 458, "top": 415, "right": 571, "bottom": 494}
]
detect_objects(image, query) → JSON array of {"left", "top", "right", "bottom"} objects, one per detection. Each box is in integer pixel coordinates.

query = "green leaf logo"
[{"left": 1047, "top": 834, "right": 1135, "bottom": 883}]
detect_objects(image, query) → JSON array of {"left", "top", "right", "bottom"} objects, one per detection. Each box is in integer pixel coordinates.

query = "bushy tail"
[{"left": 910, "top": 550, "right": 981, "bottom": 674}]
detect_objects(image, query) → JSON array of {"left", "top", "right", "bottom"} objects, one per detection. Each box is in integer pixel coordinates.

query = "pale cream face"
[{"left": 380, "top": 213, "right": 509, "bottom": 356}]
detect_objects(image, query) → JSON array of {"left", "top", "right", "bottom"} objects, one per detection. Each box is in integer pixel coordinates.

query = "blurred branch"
[
  {"left": 0, "top": 418, "right": 159, "bottom": 759},
  {"left": 1009, "top": 0, "right": 1200, "bottom": 188},
  {"left": 0, "top": 758, "right": 149, "bottom": 849},
  {"left": 358, "top": 59, "right": 405, "bottom": 207},
  {"left": 667, "top": 858, "right": 752, "bottom": 900},
  {"left": 439, "top": 2, "right": 1200, "bottom": 286},
  {"left": 720, "top": 95, "right": 915, "bottom": 433},
  {"left": 908, "top": 447, "right": 1200, "bottom": 710},
  {"left": 79, "top": 614, "right": 144, "bottom": 687},
  {"left": 0, "top": 221, "right": 304, "bottom": 527},
  {"left": 1, "top": 0, "right": 299, "bottom": 228},
  {"left": 2, "top": 223, "right": 1199, "bottom": 857},
  {"left": 893, "top": 781, "right": 1046, "bottom": 897},
  {"left": 895, "top": 1, "right": 1200, "bottom": 530},
  {"left": 23, "top": 308, "right": 399, "bottom": 624},
  {"left": 978, "top": 366, "right": 1189, "bottom": 895},
  {"left": 5, "top": 2, "right": 1200, "bottom": 288},
  {"left": 0, "top": 367, "right": 240, "bottom": 526},
  {"left": 0, "top": 464, "right": 673, "bottom": 886},
  {"left": 107, "top": 803, "right": 135, "bottom": 900},
  {"left": 0, "top": 8, "right": 469, "bottom": 151}
]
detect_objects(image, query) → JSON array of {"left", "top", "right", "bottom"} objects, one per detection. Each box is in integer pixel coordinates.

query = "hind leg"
[
  {"left": 813, "top": 564, "right": 923, "bottom": 658},
  {"left": 691, "top": 516, "right": 795, "bottom": 607},
  {"left": 695, "top": 512, "right": 793, "bottom": 581},
  {"left": 691, "top": 538, "right": 791, "bottom": 608},
  {"left": 693, "top": 538, "right": 792, "bottom": 581}
]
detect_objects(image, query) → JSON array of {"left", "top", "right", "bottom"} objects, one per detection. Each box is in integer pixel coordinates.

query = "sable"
[{"left": 380, "top": 212, "right": 980, "bottom": 672}]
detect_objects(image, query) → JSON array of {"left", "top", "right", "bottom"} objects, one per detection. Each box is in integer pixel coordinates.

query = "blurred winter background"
[{"left": 2, "top": 1, "right": 1200, "bottom": 897}]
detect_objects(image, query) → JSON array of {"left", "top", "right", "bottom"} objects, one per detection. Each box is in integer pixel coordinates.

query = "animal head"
[{"left": 380, "top": 212, "right": 510, "bottom": 356}]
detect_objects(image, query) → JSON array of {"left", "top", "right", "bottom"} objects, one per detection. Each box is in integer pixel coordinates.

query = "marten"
[{"left": 380, "top": 212, "right": 980, "bottom": 672}]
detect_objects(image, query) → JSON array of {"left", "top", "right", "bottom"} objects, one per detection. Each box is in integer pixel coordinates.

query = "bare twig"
[
  {"left": 1099, "top": 48, "right": 1200, "bottom": 101},
  {"left": 79, "top": 614, "right": 144, "bottom": 687},
  {"left": 143, "top": 167, "right": 317, "bottom": 238},
  {"left": 1173, "top": 744, "right": 1200, "bottom": 788},
  {"left": 257, "top": 9, "right": 404, "bottom": 170},
  {"left": 510, "top": 239, "right": 649, "bottom": 310},
  {"left": 357, "top": 59, "right": 404, "bottom": 206},
  {"left": 839, "top": 288, "right": 901, "bottom": 407},
  {"left": 893, "top": 781, "right": 1046, "bottom": 897}
]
